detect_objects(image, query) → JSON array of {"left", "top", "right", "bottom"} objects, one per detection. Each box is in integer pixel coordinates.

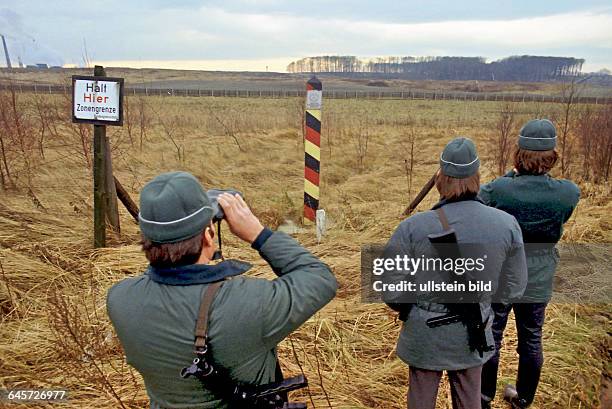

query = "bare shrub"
[
  {"left": 0, "top": 85, "right": 37, "bottom": 187},
  {"left": 69, "top": 122, "right": 93, "bottom": 168},
  {"left": 292, "top": 95, "right": 306, "bottom": 151},
  {"left": 400, "top": 117, "right": 417, "bottom": 200},
  {"left": 48, "top": 289, "right": 130, "bottom": 408},
  {"left": 156, "top": 111, "right": 186, "bottom": 165},
  {"left": 576, "top": 104, "right": 612, "bottom": 182},
  {"left": 556, "top": 78, "right": 583, "bottom": 178},
  {"left": 207, "top": 106, "right": 244, "bottom": 152},
  {"left": 123, "top": 95, "right": 135, "bottom": 147},
  {"left": 0, "top": 107, "right": 12, "bottom": 189},
  {"left": 31, "top": 93, "right": 55, "bottom": 159},
  {"left": 494, "top": 103, "right": 516, "bottom": 176},
  {"left": 349, "top": 117, "right": 370, "bottom": 173},
  {"left": 137, "top": 95, "right": 150, "bottom": 151},
  {"left": 57, "top": 91, "right": 93, "bottom": 168}
]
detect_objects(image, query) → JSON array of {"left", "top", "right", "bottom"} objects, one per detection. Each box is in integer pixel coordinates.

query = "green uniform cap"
[
  {"left": 518, "top": 119, "right": 557, "bottom": 151},
  {"left": 138, "top": 171, "right": 213, "bottom": 243},
  {"left": 440, "top": 137, "right": 480, "bottom": 178}
]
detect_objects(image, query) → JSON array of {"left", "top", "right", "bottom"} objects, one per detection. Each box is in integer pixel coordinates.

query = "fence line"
[{"left": 1, "top": 82, "right": 610, "bottom": 105}]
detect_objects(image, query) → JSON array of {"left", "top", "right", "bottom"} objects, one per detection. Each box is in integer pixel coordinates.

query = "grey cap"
[
  {"left": 519, "top": 119, "right": 557, "bottom": 151},
  {"left": 440, "top": 137, "right": 480, "bottom": 178},
  {"left": 138, "top": 171, "right": 214, "bottom": 243}
]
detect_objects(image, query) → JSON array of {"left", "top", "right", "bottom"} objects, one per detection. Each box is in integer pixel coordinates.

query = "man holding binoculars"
[{"left": 107, "top": 171, "right": 337, "bottom": 409}]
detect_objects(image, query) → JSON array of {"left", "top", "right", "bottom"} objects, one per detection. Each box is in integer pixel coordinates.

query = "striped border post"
[{"left": 304, "top": 76, "right": 322, "bottom": 223}]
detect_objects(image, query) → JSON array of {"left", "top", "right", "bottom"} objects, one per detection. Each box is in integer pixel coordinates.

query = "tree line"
[{"left": 286, "top": 56, "right": 585, "bottom": 82}]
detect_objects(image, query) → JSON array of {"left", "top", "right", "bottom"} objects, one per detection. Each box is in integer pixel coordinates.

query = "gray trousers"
[{"left": 408, "top": 365, "right": 482, "bottom": 409}]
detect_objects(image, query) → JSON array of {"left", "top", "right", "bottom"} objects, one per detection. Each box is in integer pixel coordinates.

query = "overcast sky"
[{"left": 1, "top": 0, "right": 611, "bottom": 72}]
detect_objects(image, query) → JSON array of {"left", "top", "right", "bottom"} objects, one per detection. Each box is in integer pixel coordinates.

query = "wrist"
[
  {"left": 246, "top": 223, "right": 265, "bottom": 244},
  {"left": 251, "top": 227, "right": 273, "bottom": 250}
]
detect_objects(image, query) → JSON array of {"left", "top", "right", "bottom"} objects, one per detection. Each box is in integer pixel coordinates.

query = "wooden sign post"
[
  {"left": 304, "top": 76, "right": 322, "bottom": 224},
  {"left": 72, "top": 66, "right": 124, "bottom": 248}
]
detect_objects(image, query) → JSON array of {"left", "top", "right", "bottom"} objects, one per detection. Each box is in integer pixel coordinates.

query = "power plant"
[
  {"left": 1, "top": 34, "right": 12, "bottom": 69},
  {"left": 0, "top": 33, "right": 59, "bottom": 69}
]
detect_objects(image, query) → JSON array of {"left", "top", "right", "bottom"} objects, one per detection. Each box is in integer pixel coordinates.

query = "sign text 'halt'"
[{"left": 72, "top": 75, "right": 124, "bottom": 126}]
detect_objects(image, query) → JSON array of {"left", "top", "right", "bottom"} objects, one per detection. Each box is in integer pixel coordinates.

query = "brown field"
[{"left": 0, "top": 88, "right": 610, "bottom": 408}]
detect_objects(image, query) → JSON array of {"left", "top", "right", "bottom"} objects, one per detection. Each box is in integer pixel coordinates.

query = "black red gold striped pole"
[{"left": 304, "top": 76, "right": 322, "bottom": 223}]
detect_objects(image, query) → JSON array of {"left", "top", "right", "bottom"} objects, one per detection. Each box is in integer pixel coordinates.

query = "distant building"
[{"left": 25, "top": 63, "right": 50, "bottom": 69}]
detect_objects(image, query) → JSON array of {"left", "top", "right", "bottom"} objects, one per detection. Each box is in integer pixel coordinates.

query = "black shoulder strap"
[
  {"left": 184, "top": 280, "right": 306, "bottom": 407},
  {"left": 193, "top": 280, "right": 286, "bottom": 381},
  {"left": 194, "top": 281, "right": 224, "bottom": 350}
]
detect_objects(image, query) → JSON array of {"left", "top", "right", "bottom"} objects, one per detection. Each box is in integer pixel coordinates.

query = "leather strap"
[
  {"left": 435, "top": 207, "right": 451, "bottom": 230},
  {"left": 194, "top": 281, "right": 224, "bottom": 350}
]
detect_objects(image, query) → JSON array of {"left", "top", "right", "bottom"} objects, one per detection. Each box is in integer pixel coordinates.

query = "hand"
[{"left": 217, "top": 193, "right": 264, "bottom": 244}]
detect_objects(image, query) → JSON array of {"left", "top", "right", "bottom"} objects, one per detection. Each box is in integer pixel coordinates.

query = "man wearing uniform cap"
[
  {"left": 106, "top": 171, "right": 337, "bottom": 408},
  {"left": 480, "top": 119, "right": 580, "bottom": 408},
  {"left": 382, "top": 137, "right": 527, "bottom": 409}
]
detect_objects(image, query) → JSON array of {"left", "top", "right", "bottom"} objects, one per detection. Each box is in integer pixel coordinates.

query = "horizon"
[{"left": 83, "top": 56, "right": 607, "bottom": 74}]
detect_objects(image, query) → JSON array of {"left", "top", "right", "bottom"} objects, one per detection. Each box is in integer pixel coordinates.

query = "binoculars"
[
  {"left": 207, "top": 189, "right": 243, "bottom": 222},
  {"left": 206, "top": 189, "right": 243, "bottom": 260}
]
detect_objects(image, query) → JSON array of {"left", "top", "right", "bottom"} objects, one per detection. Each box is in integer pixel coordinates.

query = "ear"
[{"left": 202, "top": 223, "right": 215, "bottom": 248}]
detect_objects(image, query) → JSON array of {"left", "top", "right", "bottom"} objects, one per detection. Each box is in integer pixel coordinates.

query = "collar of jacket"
[
  {"left": 432, "top": 193, "right": 483, "bottom": 210},
  {"left": 145, "top": 259, "right": 252, "bottom": 285},
  {"left": 504, "top": 169, "right": 550, "bottom": 178}
]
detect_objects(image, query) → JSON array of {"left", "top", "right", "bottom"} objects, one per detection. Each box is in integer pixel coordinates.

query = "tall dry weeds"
[
  {"left": 0, "top": 92, "right": 608, "bottom": 409},
  {"left": 494, "top": 103, "right": 515, "bottom": 176},
  {"left": 576, "top": 104, "right": 612, "bottom": 183}
]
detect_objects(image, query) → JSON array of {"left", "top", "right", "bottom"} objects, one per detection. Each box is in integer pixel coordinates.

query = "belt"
[{"left": 525, "top": 246, "right": 556, "bottom": 256}]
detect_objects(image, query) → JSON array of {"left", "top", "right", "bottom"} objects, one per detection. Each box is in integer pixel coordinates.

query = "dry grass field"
[{"left": 0, "top": 89, "right": 610, "bottom": 408}]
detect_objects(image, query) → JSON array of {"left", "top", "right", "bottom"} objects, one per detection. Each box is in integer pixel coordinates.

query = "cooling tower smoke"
[{"left": 0, "top": 8, "right": 64, "bottom": 67}]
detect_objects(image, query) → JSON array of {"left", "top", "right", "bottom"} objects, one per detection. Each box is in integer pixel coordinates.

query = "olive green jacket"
[
  {"left": 480, "top": 171, "right": 580, "bottom": 301},
  {"left": 107, "top": 231, "right": 337, "bottom": 408}
]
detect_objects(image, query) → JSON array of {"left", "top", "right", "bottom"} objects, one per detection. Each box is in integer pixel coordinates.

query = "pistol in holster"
[{"left": 231, "top": 375, "right": 308, "bottom": 409}]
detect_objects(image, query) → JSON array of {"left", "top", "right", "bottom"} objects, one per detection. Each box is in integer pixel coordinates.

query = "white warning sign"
[
  {"left": 72, "top": 76, "right": 124, "bottom": 125},
  {"left": 306, "top": 90, "right": 322, "bottom": 110}
]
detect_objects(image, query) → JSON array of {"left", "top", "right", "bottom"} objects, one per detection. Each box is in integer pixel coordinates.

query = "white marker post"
[
  {"left": 316, "top": 209, "right": 326, "bottom": 243},
  {"left": 72, "top": 67, "right": 124, "bottom": 247}
]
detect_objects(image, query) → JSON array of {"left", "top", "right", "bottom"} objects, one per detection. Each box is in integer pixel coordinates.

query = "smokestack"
[{"left": 1, "top": 34, "right": 11, "bottom": 69}]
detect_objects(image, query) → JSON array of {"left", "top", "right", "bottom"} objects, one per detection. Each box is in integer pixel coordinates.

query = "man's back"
[
  {"left": 479, "top": 172, "right": 580, "bottom": 244},
  {"left": 108, "top": 231, "right": 337, "bottom": 409},
  {"left": 396, "top": 199, "right": 526, "bottom": 291},
  {"left": 384, "top": 199, "right": 527, "bottom": 370}
]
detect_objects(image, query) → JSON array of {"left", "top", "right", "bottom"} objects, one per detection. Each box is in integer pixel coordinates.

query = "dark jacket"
[
  {"left": 107, "top": 230, "right": 337, "bottom": 409},
  {"left": 480, "top": 170, "right": 580, "bottom": 301}
]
